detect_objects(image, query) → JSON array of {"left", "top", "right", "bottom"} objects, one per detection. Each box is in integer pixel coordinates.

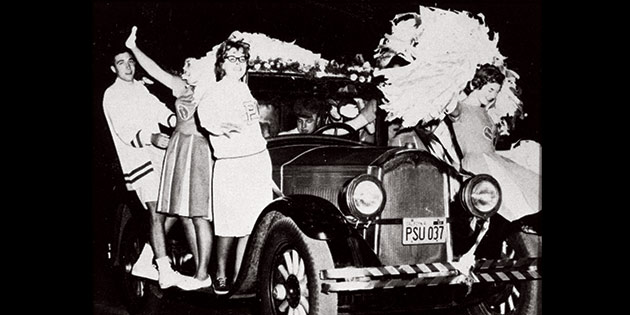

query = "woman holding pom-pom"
[{"left": 448, "top": 64, "right": 541, "bottom": 222}]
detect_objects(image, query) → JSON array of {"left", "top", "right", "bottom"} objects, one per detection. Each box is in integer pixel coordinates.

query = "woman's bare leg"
[
  {"left": 180, "top": 217, "right": 198, "bottom": 269},
  {"left": 147, "top": 201, "right": 167, "bottom": 259},
  {"left": 193, "top": 218, "right": 213, "bottom": 280},
  {"left": 233, "top": 235, "right": 249, "bottom": 284},
  {"left": 215, "top": 236, "right": 234, "bottom": 281}
]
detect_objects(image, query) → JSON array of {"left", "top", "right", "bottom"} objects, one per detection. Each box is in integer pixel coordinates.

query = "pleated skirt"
[{"left": 157, "top": 131, "right": 213, "bottom": 219}]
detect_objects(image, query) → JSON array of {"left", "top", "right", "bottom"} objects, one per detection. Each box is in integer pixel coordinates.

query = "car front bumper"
[{"left": 320, "top": 257, "right": 541, "bottom": 293}]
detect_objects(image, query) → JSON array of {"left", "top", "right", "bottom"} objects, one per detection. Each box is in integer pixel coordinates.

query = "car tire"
[
  {"left": 467, "top": 231, "right": 542, "bottom": 315},
  {"left": 258, "top": 217, "right": 338, "bottom": 315},
  {"left": 117, "top": 217, "right": 153, "bottom": 314}
]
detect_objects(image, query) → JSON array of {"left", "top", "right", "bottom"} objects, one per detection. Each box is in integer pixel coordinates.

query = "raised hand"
[{"left": 125, "top": 26, "right": 138, "bottom": 49}]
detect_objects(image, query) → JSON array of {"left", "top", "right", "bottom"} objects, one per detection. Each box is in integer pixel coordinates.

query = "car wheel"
[
  {"left": 117, "top": 218, "right": 152, "bottom": 314},
  {"left": 258, "top": 217, "right": 337, "bottom": 315},
  {"left": 468, "top": 231, "right": 542, "bottom": 315}
]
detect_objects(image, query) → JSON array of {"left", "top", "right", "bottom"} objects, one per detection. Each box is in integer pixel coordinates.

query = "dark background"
[{"left": 89, "top": 1, "right": 543, "bottom": 312}]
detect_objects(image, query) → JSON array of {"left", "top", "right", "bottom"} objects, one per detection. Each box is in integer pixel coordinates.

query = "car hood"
[{"left": 278, "top": 145, "right": 392, "bottom": 168}]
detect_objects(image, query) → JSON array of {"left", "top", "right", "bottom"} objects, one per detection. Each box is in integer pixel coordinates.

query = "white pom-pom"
[{"left": 376, "top": 5, "right": 505, "bottom": 126}]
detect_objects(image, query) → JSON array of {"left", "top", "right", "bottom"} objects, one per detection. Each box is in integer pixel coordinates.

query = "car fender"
[
  {"left": 262, "top": 194, "right": 353, "bottom": 240},
  {"left": 110, "top": 191, "right": 148, "bottom": 268},
  {"left": 233, "top": 194, "right": 373, "bottom": 296},
  {"left": 475, "top": 211, "right": 542, "bottom": 259},
  {"left": 259, "top": 195, "right": 381, "bottom": 266},
  {"left": 511, "top": 211, "right": 542, "bottom": 235}
]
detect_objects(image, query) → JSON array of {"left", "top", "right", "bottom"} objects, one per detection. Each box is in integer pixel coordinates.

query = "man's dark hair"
[
  {"left": 293, "top": 97, "right": 325, "bottom": 119},
  {"left": 109, "top": 48, "right": 134, "bottom": 66}
]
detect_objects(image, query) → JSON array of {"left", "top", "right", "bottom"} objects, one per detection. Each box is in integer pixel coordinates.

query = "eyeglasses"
[{"left": 225, "top": 55, "right": 247, "bottom": 64}]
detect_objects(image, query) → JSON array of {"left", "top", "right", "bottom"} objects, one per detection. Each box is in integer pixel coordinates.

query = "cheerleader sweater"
[
  {"left": 103, "top": 78, "right": 174, "bottom": 190},
  {"left": 197, "top": 80, "right": 267, "bottom": 159}
]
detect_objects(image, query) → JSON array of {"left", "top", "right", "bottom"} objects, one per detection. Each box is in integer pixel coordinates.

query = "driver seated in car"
[
  {"left": 278, "top": 96, "right": 377, "bottom": 138},
  {"left": 278, "top": 97, "right": 325, "bottom": 135}
]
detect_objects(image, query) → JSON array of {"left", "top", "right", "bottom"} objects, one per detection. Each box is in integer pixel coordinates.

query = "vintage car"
[{"left": 108, "top": 71, "right": 542, "bottom": 315}]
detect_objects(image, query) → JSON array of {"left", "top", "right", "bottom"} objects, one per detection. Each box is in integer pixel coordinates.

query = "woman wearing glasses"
[{"left": 195, "top": 35, "right": 273, "bottom": 294}]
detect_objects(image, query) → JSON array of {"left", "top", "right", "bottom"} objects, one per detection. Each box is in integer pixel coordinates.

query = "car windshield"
[{"left": 250, "top": 73, "right": 382, "bottom": 144}]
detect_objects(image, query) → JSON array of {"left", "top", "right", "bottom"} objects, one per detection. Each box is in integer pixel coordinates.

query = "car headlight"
[
  {"left": 343, "top": 175, "right": 386, "bottom": 219},
  {"left": 460, "top": 174, "right": 501, "bottom": 219}
]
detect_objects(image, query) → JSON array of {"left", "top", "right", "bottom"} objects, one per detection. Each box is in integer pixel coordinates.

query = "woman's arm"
[
  {"left": 195, "top": 98, "right": 242, "bottom": 138},
  {"left": 345, "top": 99, "right": 377, "bottom": 131},
  {"left": 125, "top": 26, "right": 185, "bottom": 93},
  {"left": 447, "top": 101, "right": 462, "bottom": 122}
]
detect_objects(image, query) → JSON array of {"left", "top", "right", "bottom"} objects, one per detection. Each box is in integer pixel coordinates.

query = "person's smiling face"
[
  {"left": 221, "top": 47, "right": 248, "bottom": 80},
  {"left": 111, "top": 52, "right": 136, "bottom": 82},
  {"left": 479, "top": 82, "right": 501, "bottom": 106}
]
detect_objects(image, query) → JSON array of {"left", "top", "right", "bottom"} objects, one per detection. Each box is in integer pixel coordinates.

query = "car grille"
[
  {"left": 281, "top": 165, "right": 366, "bottom": 209},
  {"left": 377, "top": 153, "right": 449, "bottom": 265}
]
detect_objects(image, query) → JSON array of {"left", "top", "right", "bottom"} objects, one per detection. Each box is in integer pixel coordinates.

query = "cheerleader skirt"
[
  {"left": 157, "top": 131, "right": 213, "bottom": 219},
  {"left": 462, "top": 152, "right": 541, "bottom": 222},
  {"left": 212, "top": 149, "right": 273, "bottom": 237}
]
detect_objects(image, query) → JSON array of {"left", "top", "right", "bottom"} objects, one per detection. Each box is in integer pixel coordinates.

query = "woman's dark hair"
[
  {"left": 214, "top": 39, "right": 251, "bottom": 81},
  {"left": 464, "top": 63, "right": 505, "bottom": 94}
]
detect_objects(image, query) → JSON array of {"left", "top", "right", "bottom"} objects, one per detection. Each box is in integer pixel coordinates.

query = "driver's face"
[{"left": 297, "top": 114, "right": 318, "bottom": 134}]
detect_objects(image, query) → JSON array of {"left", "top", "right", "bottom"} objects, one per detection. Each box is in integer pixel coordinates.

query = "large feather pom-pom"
[
  {"left": 375, "top": 6, "right": 505, "bottom": 127},
  {"left": 488, "top": 69, "right": 523, "bottom": 126}
]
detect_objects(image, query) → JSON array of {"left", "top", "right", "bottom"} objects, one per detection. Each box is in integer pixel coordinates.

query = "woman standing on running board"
[
  {"left": 125, "top": 26, "right": 215, "bottom": 291},
  {"left": 195, "top": 34, "right": 273, "bottom": 294}
]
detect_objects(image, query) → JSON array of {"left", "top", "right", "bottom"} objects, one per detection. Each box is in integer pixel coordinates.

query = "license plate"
[{"left": 402, "top": 217, "right": 446, "bottom": 245}]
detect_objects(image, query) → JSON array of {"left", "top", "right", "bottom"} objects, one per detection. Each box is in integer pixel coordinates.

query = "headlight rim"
[
  {"left": 344, "top": 174, "right": 386, "bottom": 220},
  {"left": 460, "top": 174, "right": 502, "bottom": 219}
]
